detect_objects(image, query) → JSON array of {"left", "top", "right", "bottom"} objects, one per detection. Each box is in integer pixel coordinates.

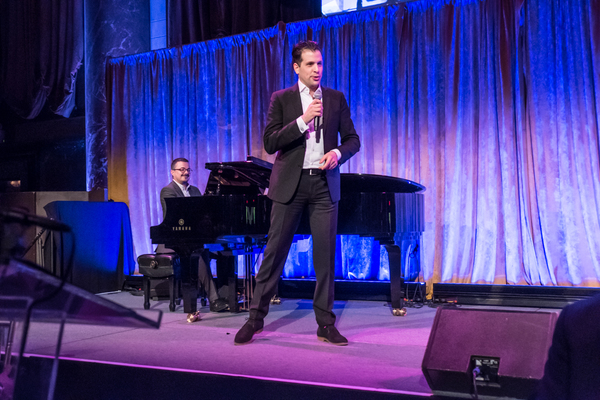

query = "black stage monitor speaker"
[{"left": 422, "top": 306, "right": 559, "bottom": 399}]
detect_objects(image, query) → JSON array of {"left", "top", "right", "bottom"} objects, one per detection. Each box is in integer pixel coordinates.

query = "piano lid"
[
  {"left": 204, "top": 157, "right": 425, "bottom": 195},
  {"left": 340, "top": 173, "right": 425, "bottom": 193},
  {"left": 204, "top": 156, "right": 273, "bottom": 195}
]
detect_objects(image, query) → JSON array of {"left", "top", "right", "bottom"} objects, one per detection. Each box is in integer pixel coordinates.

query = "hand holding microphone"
[{"left": 301, "top": 88, "right": 323, "bottom": 127}]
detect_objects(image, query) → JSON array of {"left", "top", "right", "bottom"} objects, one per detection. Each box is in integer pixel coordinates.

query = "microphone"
[
  {"left": 0, "top": 208, "right": 72, "bottom": 232},
  {"left": 313, "top": 87, "right": 322, "bottom": 141}
]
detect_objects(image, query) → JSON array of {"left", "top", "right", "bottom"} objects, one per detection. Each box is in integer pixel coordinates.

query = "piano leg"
[
  {"left": 242, "top": 245, "right": 255, "bottom": 312},
  {"left": 178, "top": 252, "right": 199, "bottom": 315},
  {"left": 216, "top": 253, "right": 238, "bottom": 313},
  {"left": 384, "top": 244, "right": 407, "bottom": 316},
  {"left": 181, "top": 283, "right": 198, "bottom": 313}
]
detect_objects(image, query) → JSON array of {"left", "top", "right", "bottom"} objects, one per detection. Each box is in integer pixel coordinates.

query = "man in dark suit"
[
  {"left": 534, "top": 294, "right": 600, "bottom": 400},
  {"left": 234, "top": 41, "right": 360, "bottom": 345},
  {"left": 159, "top": 157, "right": 228, "bottom": 313}
]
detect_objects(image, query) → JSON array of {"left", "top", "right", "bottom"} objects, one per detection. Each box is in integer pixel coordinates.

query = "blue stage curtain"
[
  {"left": 105, "top": 0, "right": 600, "bottom": 288},
  {"left": 0, "top": 0, "right": 83, "bottom": 119},
  {"left": 518, "top": 0, "right": 600, "bottom": 285}
]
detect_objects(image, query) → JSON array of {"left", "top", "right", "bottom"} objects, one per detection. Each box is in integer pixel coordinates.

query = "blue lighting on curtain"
[{"left": 105, "top": 0, "right": 600, "bottom": 288}]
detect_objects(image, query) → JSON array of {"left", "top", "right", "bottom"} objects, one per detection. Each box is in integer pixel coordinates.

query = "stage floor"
[{"left": 22, "top": 292, "right": 558, "bottom": 399}]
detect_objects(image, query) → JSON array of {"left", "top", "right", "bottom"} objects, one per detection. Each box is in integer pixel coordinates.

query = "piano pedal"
[
  {"left": 270, "top": 295, "right": 281, "bottom": 305},
  {"left": 187, "top": 311, "right": 201, "bottom": 323},
  {"left": 392, "top": 307, "right": 407, "bottom": 317}
]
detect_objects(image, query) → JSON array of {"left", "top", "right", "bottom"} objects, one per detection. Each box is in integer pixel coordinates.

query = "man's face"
[
  {"left": 294, "top": 50, "right": 323, "bottom": 91},
  {"left": 171, "top": 161, "right": 191, "bottom": 185}
]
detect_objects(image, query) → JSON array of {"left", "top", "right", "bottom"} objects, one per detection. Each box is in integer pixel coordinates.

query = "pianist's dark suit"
[
  {"left": 160, "top": 181, "right": 202, "bottom": 219},
  {"left": 159, "top": 180, "right": 217, "bottom": 303},
  {"left": 249, "top": 83, "right": 360, "bottom": 327}
]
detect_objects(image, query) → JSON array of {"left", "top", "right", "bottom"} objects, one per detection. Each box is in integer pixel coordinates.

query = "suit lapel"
[
  {"left": 290, "top": 83, "right": 303, "bottom": 120},
  {"left": 322, "top": 86, "right": 329, "bottom": 139},
  {"left": 170, "top": 181, "right": 184, "bottom": 197}
]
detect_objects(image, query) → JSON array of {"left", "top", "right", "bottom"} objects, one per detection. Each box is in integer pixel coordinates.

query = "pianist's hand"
[{"left": 319, "top": 151, "right": 338, "bottom": 170}]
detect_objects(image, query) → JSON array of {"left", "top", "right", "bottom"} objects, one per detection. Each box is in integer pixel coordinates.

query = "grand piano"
[{"left": 150, "top": 156, "right": 425, "bottom": 316}]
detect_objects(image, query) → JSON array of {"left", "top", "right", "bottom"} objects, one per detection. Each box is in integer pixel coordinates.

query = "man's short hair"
[
  {"left": 292, "top": 41, "right": 321, "bottom": 67},
  {"left": 171, "top": 158, "right": 189, "bottom": 170}
]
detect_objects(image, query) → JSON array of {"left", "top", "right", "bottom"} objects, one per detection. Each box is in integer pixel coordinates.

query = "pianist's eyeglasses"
[{"left": 173, "top": 168, "right": 192, "bottom": 173}]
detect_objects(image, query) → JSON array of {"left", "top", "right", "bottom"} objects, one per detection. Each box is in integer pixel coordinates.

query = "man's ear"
[{"left": 293, "top": 63, "right": 300, "bottom": 74}]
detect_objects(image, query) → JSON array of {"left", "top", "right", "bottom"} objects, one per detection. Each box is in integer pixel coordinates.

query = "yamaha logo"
[{"left": 172, "top": 219, "right": 191, "bottom": 231}]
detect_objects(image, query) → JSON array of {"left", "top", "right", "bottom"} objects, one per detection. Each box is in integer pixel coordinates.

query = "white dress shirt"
[
  {"left": 295, "top": 80, "right": 341, "bottom": 168},
  {"left": 173, "top": 180, "right": 191, "bottom": 197}
]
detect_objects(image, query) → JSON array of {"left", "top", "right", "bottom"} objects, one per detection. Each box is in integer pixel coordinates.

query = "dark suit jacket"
[
  {"left": 263, "top": 84, "right": 360, "bottom": 203},
  {"left": 535, "top": 294, "right": 600, "bottom": 400},
  {"left": 160, "top": 180, "right": 202, "bottom": 219}
]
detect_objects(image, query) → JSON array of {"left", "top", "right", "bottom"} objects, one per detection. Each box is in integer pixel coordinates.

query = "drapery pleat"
[
  {"left": 106, "top": 0, "right": 600, "bottom": 287},
  {"left": 519, "top": 0, "right": 600, "bottom": 285},
  {"left": 168, "top": 0, "right": 322, "bottom": 46},
  {"left": 0, "top": 0, "right": 83, "bottom": 119}
]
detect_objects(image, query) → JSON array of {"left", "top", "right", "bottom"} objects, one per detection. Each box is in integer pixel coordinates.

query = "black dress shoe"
[
  {"left": 234, "top": 319, "right": 264, "bottom": 345},
  {"left": 317, "top": 325, "right": 348, "bottom": 346},
  {"left": 209, "top": 298, "right": 229, "bottom": 312}
]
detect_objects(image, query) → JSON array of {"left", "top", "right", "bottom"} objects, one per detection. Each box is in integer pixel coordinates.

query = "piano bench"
[{"left": 138, "top": 254, "right": 181, "bottom": 312}]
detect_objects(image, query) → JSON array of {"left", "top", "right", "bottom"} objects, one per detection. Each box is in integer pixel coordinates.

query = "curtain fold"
[
  {"left": 168, "top": 0, "right": 321, "bottom": 46},
  {"left": 519, "top": 0, "right": 600, "bottom": 285},
  {"left": 107, "top": 0, "right": 600, "bottom": 287},
  {"left": 0, "top": 0, "right": 83, "bottom": 119}
]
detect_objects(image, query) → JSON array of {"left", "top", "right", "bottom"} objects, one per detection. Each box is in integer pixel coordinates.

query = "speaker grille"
[{"left": 422, "top": 306, "right": 559, "bottom": 399}]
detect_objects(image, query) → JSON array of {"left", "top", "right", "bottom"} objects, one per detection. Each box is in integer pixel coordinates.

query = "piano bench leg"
[
  {"left": 168, "top": 276, "right": 176, "bottom": 312},
  {"left": 143, "top": 276, "right": 150, "bottom": 310},
  {"left": 176, "top": 279, "right": 181, "bottom": 306}
]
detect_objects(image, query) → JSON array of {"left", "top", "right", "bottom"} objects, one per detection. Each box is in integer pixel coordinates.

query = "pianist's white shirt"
[{"left": 173, "top": 180, "right": 191, "bottom": 197}]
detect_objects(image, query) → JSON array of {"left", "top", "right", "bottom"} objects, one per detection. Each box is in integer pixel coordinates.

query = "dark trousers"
[
  {"left": 249, "top": 171, "right": 338, "bottom": 326},
  {"left": 191, "top": 250, "right": 219, "bottom": 303}
]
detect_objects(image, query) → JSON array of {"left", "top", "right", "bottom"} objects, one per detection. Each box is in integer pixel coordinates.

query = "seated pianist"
[{"left": 157, "top": 157, "right": 228, "bottom": 313}]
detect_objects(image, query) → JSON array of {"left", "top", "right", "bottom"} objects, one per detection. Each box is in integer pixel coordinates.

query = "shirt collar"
[
  {"left": 173, "top": 180, "right": 189, "bottom": 193},
  {"left": 298, "top": 80, "right": 320, "bottom": 95}
]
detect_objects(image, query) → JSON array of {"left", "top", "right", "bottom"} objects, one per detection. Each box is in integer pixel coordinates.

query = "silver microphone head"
[{"left": 313, "top": 87, "right": 322, "bottom": 100}]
